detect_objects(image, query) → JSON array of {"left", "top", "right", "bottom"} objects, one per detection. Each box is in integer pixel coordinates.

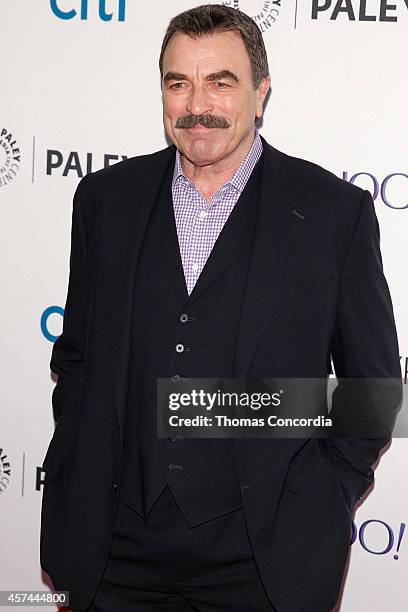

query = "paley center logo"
[
  {"left": 0, "top": 128, "right": 21, "bottom": 188},
  {"left": 46, "top": 149, "right": 128, "bottom": 177},
  {"left": 0, "top": 447, "right": 12, "bottom": 494},
  {"left": 221, "top": 0, "right": 285, "bottom": 32},
  {"left": 312, "top": 0, "right": 408, "bottom": 22},
  {"left": 50, "top": 0, "right": 126, "bottom": 21}
]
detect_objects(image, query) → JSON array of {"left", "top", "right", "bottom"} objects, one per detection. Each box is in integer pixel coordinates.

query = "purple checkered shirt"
[{"left": 172, "top": 128, "right": 263, "bottom": 295}]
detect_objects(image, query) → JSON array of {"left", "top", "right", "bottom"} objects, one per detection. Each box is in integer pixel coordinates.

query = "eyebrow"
[
  {"left": 163, "top": 72, "right": 188, "bottom": 82},
  {"left": 207, "top": 70, "right": 239, "bottom": 83},
  {"left": 163, "top": 69, "right": 239, "bottom": 83}
]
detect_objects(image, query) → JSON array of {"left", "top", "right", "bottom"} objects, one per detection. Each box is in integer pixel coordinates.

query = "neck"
[{"left": 181, "top": 130, "right": 255, "bottom": 204}]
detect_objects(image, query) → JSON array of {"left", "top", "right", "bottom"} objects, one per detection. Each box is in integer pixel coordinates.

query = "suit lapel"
[
  {"left": 147, "top": 161, "right": 189, "bottom": 302},
  {"left": 233, "top": 138, "right": 315, "bottom": 378},
  {"left": 101, "top": 145, "right": 176, "bottom": 429}
]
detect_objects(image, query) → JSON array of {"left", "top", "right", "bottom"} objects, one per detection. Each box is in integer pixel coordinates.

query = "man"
[{"left": 40, "top": 4, "right": 401, "bottom": 612}]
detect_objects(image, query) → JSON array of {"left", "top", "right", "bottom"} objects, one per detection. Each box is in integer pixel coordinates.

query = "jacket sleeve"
[
  {"left": 328, "top": 189, "right": 402, "bottom": 500},
  {"left": 49, "top": 174, "right": 93, "bottom": 424}
]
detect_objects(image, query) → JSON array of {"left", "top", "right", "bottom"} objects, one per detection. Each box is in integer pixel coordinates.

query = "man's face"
[{"left": 161, "top": 30, "right": 269, "bottom": 167}]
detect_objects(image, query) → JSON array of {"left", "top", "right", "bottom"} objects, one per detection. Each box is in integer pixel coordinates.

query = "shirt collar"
[{"left": 172, "top": 127, "right": 263, "bottom": 195}]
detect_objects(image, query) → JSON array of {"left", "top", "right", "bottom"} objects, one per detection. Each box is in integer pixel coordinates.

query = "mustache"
[{"left": 175, "top": 114, "right": 231, "bottom": 129}]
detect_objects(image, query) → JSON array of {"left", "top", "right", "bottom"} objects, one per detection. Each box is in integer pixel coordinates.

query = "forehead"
[{"left": 162, "top": 30, "right": 252, "bottom": 77}]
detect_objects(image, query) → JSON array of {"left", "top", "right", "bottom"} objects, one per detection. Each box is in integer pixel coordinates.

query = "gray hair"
[{"left": 159, "top": 4, "right": 269, "bottom": 89}]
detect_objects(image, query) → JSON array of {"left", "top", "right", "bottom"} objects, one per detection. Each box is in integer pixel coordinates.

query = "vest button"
[
  {"left": 179, "top": 313, "right": 189, "bottom": 323},
  {"left": 175, "top": 343, "right": 185, "bottom": 353},
  {"left": 169, "top": 463, "right": 182, "bottom": 471},
  {"left": 168, "top": 434, "right": 176, "bottom": 441},
  {"left": 171, "top": 373, "right": 180, "bottom": 382},
  {"left": 112, "top": 481, "right": 119, "bottom": 492}
]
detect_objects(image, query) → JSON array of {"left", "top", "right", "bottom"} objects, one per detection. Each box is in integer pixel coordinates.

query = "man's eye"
[
  {"left": 170, "top": 82, "right": 185, "bottom": 90},
  {"left": 215, "top": 82, "right": 229, "bottom": 89}
]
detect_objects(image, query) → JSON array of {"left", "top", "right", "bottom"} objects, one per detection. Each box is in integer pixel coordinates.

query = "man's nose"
[{"left": 185, "top": 84, "right": 213, "bottom": 116}]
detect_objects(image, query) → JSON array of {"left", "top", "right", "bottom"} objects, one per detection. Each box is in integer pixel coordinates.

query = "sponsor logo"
[
  {"left": 343, "top": 171, "right": 408, "bottom": 209},
  {"left": 36, "top": 466, "right": 46, "bottom": 491},
  {"left": 312, "top": 0, "right": 408, "bottom": 22},
  {"left": 0, "top": 448, "right": 11, "bottom": 494},
  {"left": 41, "top": 306, "right": 64, "bottom": 343},
  {"left": 221, "top": 0, "right": 284, "bottom": 32},
  {"left": 0, "top": 128, "right": 21, "bottom": 188},
  {"left": 50, "top": 0, "right": 126, "bottom": 21},
  {"left": 401, "top": 356, "right": 408, "bottom": 384},
  {"left": 46, "top": 150, "right": 128, "bottom": 177},
  {"left": 351, "top": 519, "right": 406, "bottom": 559}
]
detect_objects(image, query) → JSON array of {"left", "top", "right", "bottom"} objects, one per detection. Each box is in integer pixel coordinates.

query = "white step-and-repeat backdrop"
[{"left": 1, "top": 1, "right": 407, "bottom": 610}]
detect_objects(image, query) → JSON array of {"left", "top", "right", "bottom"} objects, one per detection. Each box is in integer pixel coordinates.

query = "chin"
[{"left": 190, "top": 142, "right": 228, "bottom": 160}]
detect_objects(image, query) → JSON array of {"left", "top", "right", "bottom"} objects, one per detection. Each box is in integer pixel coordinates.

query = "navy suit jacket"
[{"left": 40, "top": 136, "right": 402, "bottom": 611}]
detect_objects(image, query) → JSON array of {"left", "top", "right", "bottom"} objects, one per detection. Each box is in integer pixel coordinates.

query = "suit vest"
[{"left": 119, "top": 152, "right": 264, "bottom": 527}]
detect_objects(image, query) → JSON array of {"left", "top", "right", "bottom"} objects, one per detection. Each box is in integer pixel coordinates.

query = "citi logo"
[
  {"left": 312, "top": 0, "right": 408, "bottom": 21},
  {"left": 50, "top": 0, "right": 126, "bottom": 21}
]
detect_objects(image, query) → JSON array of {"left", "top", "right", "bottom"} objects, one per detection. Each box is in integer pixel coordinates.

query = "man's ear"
[{"left": 255, "top": 77, "right": 271, "bottom": 119}]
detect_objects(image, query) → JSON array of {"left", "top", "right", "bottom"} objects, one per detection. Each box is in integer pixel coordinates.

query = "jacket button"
[
  {"left": 171, "top": 373, "right": 180, "bottom": 382},
  {"left": 175, "top": 343, "right": 185, "bottom": 353},
  {"left": 168, "top": 434, "right": 176, "bottom": 441},
  {"left": 169, "top": 463, "right": 182, "bottom": 471},
  {"left": 179, "top": 313, "right": 189, "bottom": 323}
]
